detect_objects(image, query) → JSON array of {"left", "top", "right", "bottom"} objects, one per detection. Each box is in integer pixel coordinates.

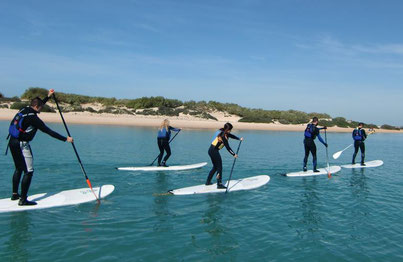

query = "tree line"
[{"left": 1, "top": 87, "right": 399, "bottom": 130}]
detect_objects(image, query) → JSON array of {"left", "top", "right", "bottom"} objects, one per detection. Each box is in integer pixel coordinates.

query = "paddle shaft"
[
  {"left": 324, "top": 129, "right": 331, "bottom": 177},
  {"left": 149, "top": 130, "right": 181, "bottom": 166},
  {"left": 52, "top": 94, "right": 99, "bottom": 201},
  {"left": 225, "top": 140, "right": 243, "bottom": 193}
]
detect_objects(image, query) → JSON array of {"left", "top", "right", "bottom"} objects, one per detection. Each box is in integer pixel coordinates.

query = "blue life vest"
[
  {"left": 9, "top": 111, "right": 30, "bottom": 139},
  {"left": 304, "top": 124, "right": 316, "bottom": 139},
  {"left": 158, "top": 127, "right": 170, "bottom": 139},
  {"left": 353, "top": 128, "right": 364, "bottom": 141}
]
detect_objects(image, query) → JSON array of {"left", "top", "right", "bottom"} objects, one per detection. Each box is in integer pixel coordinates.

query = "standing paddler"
[
  {"left": 303, "top": 117, "right": 328, "bottom": 172},
  {"left": 352, "top": 122, "right": 367, "bottom": 166},
  {"left": 7, "top": 89, "right": 73, "bottom": 206},
  {"left": 157, "top": 119, "right": 181, "bottom": 167},
  {"left": 206, "top": 123, "right": 243, "bottom": 189}
]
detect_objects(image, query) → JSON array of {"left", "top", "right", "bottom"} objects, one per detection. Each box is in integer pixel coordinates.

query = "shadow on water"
[
  {"left": 196, "top": 194, "right": 239, "bottom": 260},
  {"left": 152, "top": 173, "right": 174, "bottom": 232},
  {"left": 350, "top": 169, "right": 369, "bottom": 201},
  {"left": 296, "top": 178, "right": 323, "bottom": 241},
  {"left": 4, "top": 212, "right": 32, "bottom": 261}
]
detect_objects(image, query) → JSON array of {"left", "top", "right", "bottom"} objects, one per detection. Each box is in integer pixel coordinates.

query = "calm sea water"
[{"left": 0, "top": 120, "right": 402, "bottom": 261}]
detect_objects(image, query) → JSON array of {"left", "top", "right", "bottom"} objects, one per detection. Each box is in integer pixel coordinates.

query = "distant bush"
[
  {"left": 41, "top": 105, "right": 56, "bottom": 113},
  {"left": 0, "top": 93, "right": 3, "bottom": 98},
  {"left": 21, "top": 87, "right": 48, "bottom": 100},
  {"left": 85, "top": 107, "right": 97, "bottom": 113},
  {"left": 10, "top": 102, "right": 29, "bottom": 109},
  {"left": 239, "top": 115, "right": 272, "bottom": 123},
  {"left": 0, "top": 104, "right": 9, "bottom": 108},
  {"left": 381, "top": 124, "right": 400, "bottom": 130}
]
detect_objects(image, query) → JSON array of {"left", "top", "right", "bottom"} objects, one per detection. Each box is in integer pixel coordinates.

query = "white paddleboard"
[
  {"left": 0, "top": 185, "right": 114, "bottom": 213},
  {"left": 286, "top": 165, "right": 341, "bottom": 177},
  {"left": 341, "top": 160, "right": 383, "bottom": 169},
  {"left": 169, "top": 175, "right": 270, "bottom": 195},
  {"left": 117, "top": 162, "right": 207, "bottom": 171}
]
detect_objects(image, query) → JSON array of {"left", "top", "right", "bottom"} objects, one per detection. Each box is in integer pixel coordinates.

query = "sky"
[{"left": 0, "top": 0, "right": 402, "bottom": 126}]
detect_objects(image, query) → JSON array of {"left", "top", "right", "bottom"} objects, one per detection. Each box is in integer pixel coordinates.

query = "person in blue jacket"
[
  {"left": 157, "top": 119, "right": 181, "bottom": 167},
  {"left": 352, "top": 122, "right": 367, "bottom": 165},
  {"left": 303, "top": 117, "right": 327, "bottom": 172}
]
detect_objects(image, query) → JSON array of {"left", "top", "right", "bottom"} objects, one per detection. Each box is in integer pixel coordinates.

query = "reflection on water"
[
  {"left": 4, "top": 212, "right": 32, "bottom": 261},
  {"left": 350, "top": 169, "right": 369, "bottom": 201},
  {"left": 297, "top": 178, "right": 323, "bottom": 240},
  {"left": 198, "top": 195, "right": 239, "bottom": 259},
  {"left": 153, "top": 173, "right": 173, "bottom": 232}
]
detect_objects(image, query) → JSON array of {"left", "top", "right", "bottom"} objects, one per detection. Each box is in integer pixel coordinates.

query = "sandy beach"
[{"left": 1, "top": 108, "right": 401, "bottom": 133}]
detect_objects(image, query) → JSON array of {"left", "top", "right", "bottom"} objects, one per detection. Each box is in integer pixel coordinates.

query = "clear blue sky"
[{"left": 1, "top": 0, "right": 402, "bottom": 126}]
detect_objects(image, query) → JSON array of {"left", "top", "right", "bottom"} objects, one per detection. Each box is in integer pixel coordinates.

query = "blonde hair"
[{"left": 160, "top": 119, "right": 170, "bottom": 130}]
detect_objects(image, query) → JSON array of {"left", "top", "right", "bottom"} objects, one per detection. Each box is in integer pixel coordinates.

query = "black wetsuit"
[
  {"left": 157, "top": 126, "right": 180, "bottom": 165},
  {"left": 206, "top": 130, "right": 239, "bottom": 185},
  {"left": 303, "top": 124, "right": 326, "bottom": 170},
  {"left": 8, "top": 97, "right": 67, "bottom": 202},
  {"left": 352, "top": 128, "right": 367, "bottom": 164}
]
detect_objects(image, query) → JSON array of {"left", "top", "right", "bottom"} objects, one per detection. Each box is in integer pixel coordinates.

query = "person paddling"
[
  {"left": 303, "top": 117, "right": 327, "bottom": 172},
  {"left": 157, "top": 119, "right": 181, "bottom": 167},
  {"left": 352, "top": 122, "right": 367, "bottom": 166},
  {"left": 206, "top": 123, "right": 243, "bottom": 189},
  {"left": 7, "top": 89, "right": 73, "bottom": 206}
]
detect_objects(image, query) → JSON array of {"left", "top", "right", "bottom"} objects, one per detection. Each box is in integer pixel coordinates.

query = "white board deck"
[
  {"left": 0, "top": 185, "right": 114, "bottom": 213},
  {"left": 169, "top": 175, "right": 270, "bottom": 195},
  {"left": 286, "top": 165, "right": 341, "bottom": 177},
  {"left": 341, "top": 160, "right": 383, "bottom": 169},
  {"left": 117, "top": 162, "right": 207, "bottom": 171}
]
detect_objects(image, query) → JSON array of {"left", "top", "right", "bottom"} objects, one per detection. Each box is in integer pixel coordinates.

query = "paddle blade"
[
  {"left": 86, "top": 179, "right": 100, "bottom": 202},
  {"left": 333, "top": 151, "right": 342, "bottom": 159}
]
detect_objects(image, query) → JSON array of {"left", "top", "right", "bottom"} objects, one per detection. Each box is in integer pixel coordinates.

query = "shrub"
[
  {"left": 381, "top": 124, "right": 400, "bottom": 130},
  {"left": 85, "top": 107, "right": 97, "bottom": 113},
  {"left": 21, "top": 87, "right": 48, "bottom": 100},
  {"left": 10, "top": 102, "right": 29, "bottom": 109}
]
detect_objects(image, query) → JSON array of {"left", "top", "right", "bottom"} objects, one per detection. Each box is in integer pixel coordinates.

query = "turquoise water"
[{"left": 0, "top": 120, "right": 402, "bottom": 261}]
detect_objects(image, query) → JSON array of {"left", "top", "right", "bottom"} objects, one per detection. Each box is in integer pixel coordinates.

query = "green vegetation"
[
  {"left": 380, "top": 124, "right": 400, "bottom": 131},
  {"left": 10, "top": 87, "right": 399, "bottom": 129}
]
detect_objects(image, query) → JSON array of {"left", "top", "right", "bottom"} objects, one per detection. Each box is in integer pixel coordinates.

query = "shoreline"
[{"left": 1, "top": 108, "right": 402, "bottom": 133}]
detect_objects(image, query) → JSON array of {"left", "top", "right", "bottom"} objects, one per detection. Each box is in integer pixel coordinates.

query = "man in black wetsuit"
[
  {"left": 352, "top": 122, "right": 367, "bottom": 166},
  {"left": 8, "top": 89, "right": 73, "bottom": 206},
  {"left": 303, "top": 117, "right": 327, "bottom": 172},
  {"left": 206, "top": 123, "right": 243, "bottom": 189}
]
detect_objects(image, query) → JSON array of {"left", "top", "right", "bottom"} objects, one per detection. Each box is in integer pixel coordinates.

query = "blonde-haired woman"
[{"left": 157, "top": 119, "right": 181, "bottom": 167}]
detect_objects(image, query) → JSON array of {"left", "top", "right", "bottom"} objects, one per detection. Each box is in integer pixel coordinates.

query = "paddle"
[
  {"left": 324, "top": 129, "right": 331, "bottom": 179},
  {"left": 225, "top": 139, "right": 243, "bottom": 193},
  {"left": 332, "top": 144, "right": 353, "bottom": 160},
  {"left": 332, "top": 129, "right": 375, "bottom": 159},
  {"left": 149, "top": 129, "right": 181, "bottom": 166},
  {"left": 52, "top": 93, "right": 100, "bottom": 203}
]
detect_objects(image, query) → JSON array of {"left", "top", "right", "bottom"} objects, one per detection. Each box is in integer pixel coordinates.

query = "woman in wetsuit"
[
  {"left": 206, "top": 123, "right": 243, "bottom": 189},
  {"left": 157, "top": 119, "right": 181, "bottom": 167}
]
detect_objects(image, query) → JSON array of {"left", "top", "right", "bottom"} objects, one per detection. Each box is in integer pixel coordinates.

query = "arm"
[
  {"left": 227, "top": 133, "right": 240, "bottom": 140},
  {"left": 169, "top": 126, "right": 181, "bottom": 132},
  {"left": 220, "top": 134, "right": 236, "bottom": 156},
  {"left": 317, "top": 132, "right": 327, "bottom": 146},
  {"left": 33, "top": 117, "right": 67, "bottom": 142},
  {"left": 42, "top": 89, "right": 55, "bottom": 105}
]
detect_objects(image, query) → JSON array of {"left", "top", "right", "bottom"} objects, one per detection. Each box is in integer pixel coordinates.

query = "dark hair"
[
  {"left": 358, "top": 122, "right": 364, "bottom": 126},
  {"left": 30, "top": 97, "right": 44, "bottom": 108},
  {"left": 312, "top": 117, "right": 318, "bottom": 122},
  {"left": 223, "top": 122, "right": 233, "bottom": 131}
]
